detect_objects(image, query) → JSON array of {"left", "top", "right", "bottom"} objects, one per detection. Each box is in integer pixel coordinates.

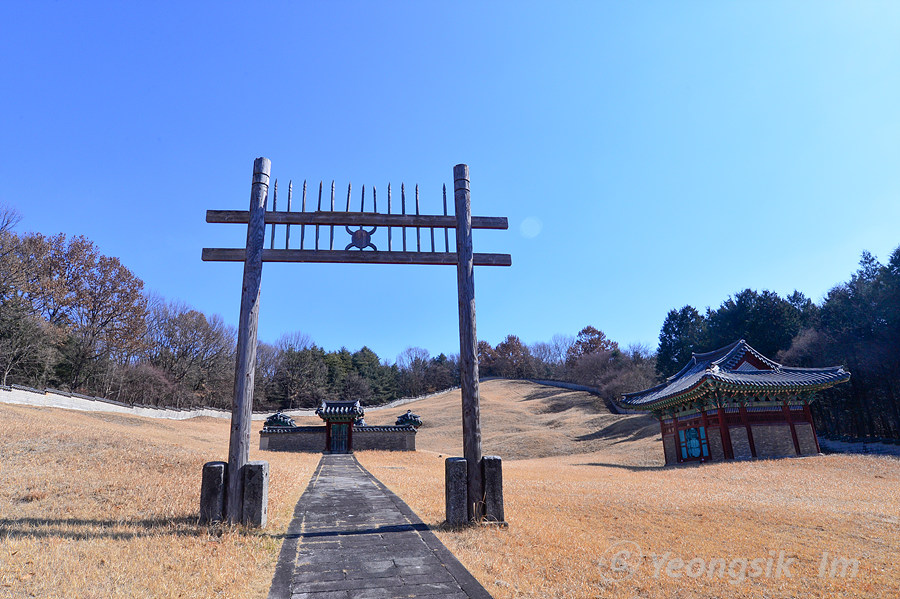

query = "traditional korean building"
[
  {"left": 258, "top": 400, "right": 417, "bottom": 453},
  {"left": 315, "top": 400, "right": 365, "bottom": 453},
  {"left": 619, "top": 340, "right": 850, "bottom": 465}
]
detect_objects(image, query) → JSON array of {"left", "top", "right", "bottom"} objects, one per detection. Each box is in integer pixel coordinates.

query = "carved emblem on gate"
[{"left": 345, "top": 226, "right": 377, "bottom": 251}]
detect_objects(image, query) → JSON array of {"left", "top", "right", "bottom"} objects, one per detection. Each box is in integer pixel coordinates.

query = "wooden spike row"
[
  {"left": 270, "top": 179, "right": 277, "bottom": 249},
  {"left": 300, "top": 181, "right": 307, "bottom": 250},
  {"left": 227, "top": 180, "right": 461, "bottom": 254}
]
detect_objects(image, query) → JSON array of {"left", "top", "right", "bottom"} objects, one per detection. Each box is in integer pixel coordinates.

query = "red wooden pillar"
[
  {"left": 347, "top": 422, "right": 354, "bottom": 453},
  {"left": 717, "top": 407, "right": 734, "bottom": 460},
  {"left": 783, "top": 402, "right": 802, "bottom": 455},
  {"left": 739, "top": 402, "right": 757, "bottom": 458},
  {"left": 803, "top": 401, "right": 821, "bottom": 453},
  {"left": 325, "top": 423, "right": 332, "bottom": 453},
  {"left": 672, "top": 414, "right": 680, "bottom": 463}
]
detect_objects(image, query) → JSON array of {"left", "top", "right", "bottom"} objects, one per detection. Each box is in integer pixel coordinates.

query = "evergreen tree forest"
[
  {"left": 655, "top": 250, "right": 900, "bottom": 441},
  {"left": 1, "top": 204, "right": 897, "bottom": 440}
]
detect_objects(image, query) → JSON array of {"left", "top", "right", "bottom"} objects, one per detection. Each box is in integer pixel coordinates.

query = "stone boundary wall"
[
  {"left": 354, "top": 427, "right": 416, "bottom": 451},
  {"left": 259, "top": 427, "right": 325, "bottom": 451},
  {"left": 0, "top": 384, "right": 455, "bottom": 422},
  {"left": 0, "top": 385, "right": 249, "bottom": 420},
  {"left": 259, "top": 426, "right": 415, "bottom": 452}
]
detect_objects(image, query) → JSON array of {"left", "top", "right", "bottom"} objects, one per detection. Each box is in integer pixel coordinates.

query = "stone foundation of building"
[{"left": 661, "top": 409, "right": 821, "bottom": 466}]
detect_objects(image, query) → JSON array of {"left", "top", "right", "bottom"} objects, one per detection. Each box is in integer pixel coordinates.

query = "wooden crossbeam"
[
  {"left": 206, "top": 210, "right": 508, "bottom": 230},
  {"left": 202, "top": 248, "right": 512, "bottom": 266}
]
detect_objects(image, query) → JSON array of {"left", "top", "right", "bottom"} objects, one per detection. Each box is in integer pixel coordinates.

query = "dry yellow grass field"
[
  {"left": 0, "top": 403, "right": 319, "bottom": 599},
  {"left": 2, "top": 379, "right": 898, "bottom": 598},
  {"left": 356, "top": 379, "right": 900, "bottom": 598},
  {"left": 334, "top": 379, "right": 659, "bottom": 464}
]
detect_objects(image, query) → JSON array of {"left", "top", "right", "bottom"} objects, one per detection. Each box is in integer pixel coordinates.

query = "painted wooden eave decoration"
[{"left": 619, "top": 339, "right": 851, "bottom": 411}]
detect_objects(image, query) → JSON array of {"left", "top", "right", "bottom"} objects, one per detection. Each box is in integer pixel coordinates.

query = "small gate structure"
[
  {"left": 330, "top": 424, "right": 349, "bottom": 453},
  {"left": 202, "top": 158, "right": 511, "bottom": 525}
]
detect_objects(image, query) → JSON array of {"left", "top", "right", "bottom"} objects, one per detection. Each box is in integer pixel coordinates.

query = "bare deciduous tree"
[{"left": 276, "top": 330, "right": 314, "bottom": 352}]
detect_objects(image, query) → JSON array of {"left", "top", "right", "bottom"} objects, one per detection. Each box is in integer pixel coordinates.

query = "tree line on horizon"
[
  {"left": 1, "top": 203, "right": 897, "bottom": 440},
  {"left": 0, "top": 204, "right": 460, "bottom": 410},
  {"left": 474, "top": 247, "right": 900, "bottom": 441}
]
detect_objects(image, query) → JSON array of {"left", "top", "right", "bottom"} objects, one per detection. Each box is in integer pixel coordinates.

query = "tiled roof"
[
  {"left": 263, "top": 412, "right": 297, "bottom": 428},
  {"left": 355, "top": 425, "right": 417, "bottom": 432},
  {"left": 260, "top": 425, "right": 321, "bottom": 434},
  {"left": 620, "top": 339, "right": 850, "bottom": 410},
  {"left": 316, "top": 400, "right": 365, "bottom": 421}
]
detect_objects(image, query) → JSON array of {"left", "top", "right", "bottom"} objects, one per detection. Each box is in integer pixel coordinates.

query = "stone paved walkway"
[{"left": 268, "top": 454, "right": 492, "bottom": 599}]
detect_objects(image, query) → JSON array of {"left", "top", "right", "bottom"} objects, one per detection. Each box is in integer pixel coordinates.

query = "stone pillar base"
[
  {"left": 445, "top": 457, "right": 468, "bottom": 526},
  {"left": 242, "top": 460, "right": 269, "bottom": 528},
  {"left": 482, "top": 456, "right": 505, "bottom": 523},
  {"left": 199, "top": 461, "right": 227, "bottom": 524}
]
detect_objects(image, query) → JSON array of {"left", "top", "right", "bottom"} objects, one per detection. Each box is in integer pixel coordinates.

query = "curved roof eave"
[{"left": 620, "top": 339, "right": 850, "bottom": 411}]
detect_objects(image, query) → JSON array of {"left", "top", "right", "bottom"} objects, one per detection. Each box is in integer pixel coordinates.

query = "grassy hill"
[{"left": 297, "top": 379, "right": 662, "bottom": 464}]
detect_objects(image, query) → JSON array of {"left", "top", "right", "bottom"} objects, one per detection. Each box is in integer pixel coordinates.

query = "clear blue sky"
[{"left": 2, "top": 2, "right": 898, "bottom": 362}]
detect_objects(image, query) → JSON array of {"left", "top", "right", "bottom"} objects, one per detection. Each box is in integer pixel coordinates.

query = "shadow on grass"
[
  {"left": 0, "top": 516, "right": 206, "bottom": 540},
  {"left": 572, "top": 461, "right": 667, "bottom": 472},
  {"left": 519, "top": 385, "right": 612, "bottom": 414},
  {"left": 574, "top": 417, "right": 659, "bottom": 444},
  {"left": 277, "top": 522, "right": 430, "bottom": 541}
]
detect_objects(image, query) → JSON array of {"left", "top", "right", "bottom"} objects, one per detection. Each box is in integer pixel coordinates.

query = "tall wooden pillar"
[
  {"left": 225, "top": 157, "right": 270, "bottom": 524},
  {"left": 454, "top": 163, "right": 484, "bottom": 521}
]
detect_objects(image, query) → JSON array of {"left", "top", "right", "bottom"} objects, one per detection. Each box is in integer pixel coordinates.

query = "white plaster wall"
[{"left": 0, "top": 385, "right": 450, "bottom": 421}]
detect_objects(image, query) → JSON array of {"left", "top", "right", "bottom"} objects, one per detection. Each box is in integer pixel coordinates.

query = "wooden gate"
[
  {"left": 204, "top": 158, "right": 510, "bottom": 523},
  {"left": 329, "top": 423, "right": 349, "bottom": 453}
]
